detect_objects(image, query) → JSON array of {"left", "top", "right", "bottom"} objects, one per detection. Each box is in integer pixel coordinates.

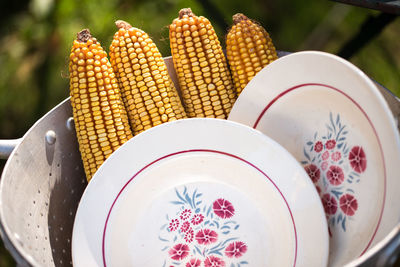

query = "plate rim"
[
  {"left": 72, "top": 118, "right": 329, "bottom": 267},
  {"left": 228, "top": 50, "right": 400, "bottom": 264}
]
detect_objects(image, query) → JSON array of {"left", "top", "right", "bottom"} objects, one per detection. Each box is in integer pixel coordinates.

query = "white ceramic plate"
[
  {"left": 228, "top": 51, "right": 400, "bottom": 266},
  {"left": 72, "top": 118, "right": 328, "bottom": 267}
]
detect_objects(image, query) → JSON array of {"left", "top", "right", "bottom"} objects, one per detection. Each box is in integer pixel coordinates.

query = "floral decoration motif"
[
  {"left": 213, "top": 199, "right": 235, "bottom": 219},
  {"left": 301, "top": 113, "right": 366, "bottom": 233},
  {"left": 186, "top": 258, "right": 201, "bottom": 267},
  {"left": 225, "top": 241, "right": 248, "bottom": 258},
  {"left": 160, "top": 187, "right": 248, "bottom": 266},
  {"left": 169, "top": 243, "right": 190, "bottom": 261},
  {"left": 204, "top": 255, "right": 226, "bottom": 267}
]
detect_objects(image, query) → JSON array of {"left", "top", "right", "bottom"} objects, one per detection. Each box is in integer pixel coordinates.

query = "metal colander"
[
  {"left": 0, "top": 99, "right": 86, "bottom": 266},
  {"left": 0, "top": 55, "right": 399, "bottom": 267}
]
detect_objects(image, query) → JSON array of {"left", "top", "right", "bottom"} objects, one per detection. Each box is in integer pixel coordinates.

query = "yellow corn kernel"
[
  {"left": 110, "top": 20, "right": 187, "bottom": 135},
  {"left": 169, "top": 8, "right": 236, "bottom": 119},
  {"left": 226, "top": 13, "right": 278, "bottom": 95},
  {"left": 69, "top": 29, "right": 133, "bottom": 182}
]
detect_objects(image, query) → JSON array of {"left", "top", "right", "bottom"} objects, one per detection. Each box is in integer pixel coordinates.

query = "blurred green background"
[{"left": 0, "top": 0, "right": 398, "bottom": 265}]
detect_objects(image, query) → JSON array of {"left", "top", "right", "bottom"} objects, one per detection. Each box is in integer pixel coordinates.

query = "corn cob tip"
[
  {"left": 115, "top": 20, "right": 132, "bottom": 30},
  {"left": 178, "top": 8, "right": 194, "bottom": 18},
  {"left": 77, "top": 29, "right": 92, "bottom": 43},
  {"left": 232, "top": 13, "right": 248, "bottom": 24}
]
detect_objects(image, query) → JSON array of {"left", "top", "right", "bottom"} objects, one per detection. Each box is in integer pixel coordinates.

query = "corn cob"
[
  {"left": 226, "top": 13, "right": 278, "bottom": 95},
  {"left": 169, "top": 8, "right": 236, "bottom": 118},
  {"left": 109, "top": 20, "right": 187, "bottom": 135},
  {"left": 69, "top": 29, "right": 133, "bottom": 181}
]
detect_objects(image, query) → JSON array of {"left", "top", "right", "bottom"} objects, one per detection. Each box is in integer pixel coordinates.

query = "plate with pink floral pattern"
[
  {"left": 72, "top": 118, "right": 329, "bottom": 267},
  {"left": 228, "top": 51, "right": 400, "bottom": 266}
]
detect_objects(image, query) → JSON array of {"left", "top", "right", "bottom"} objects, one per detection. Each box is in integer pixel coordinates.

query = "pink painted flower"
[
  {"left": 186, "top": 258, "right": 201, "bottom": 267},
  {"left": 326, "top": 139, "right": 336, "bottom": 150},
  {"left": 184, "top": 228, "right": 194, "bottom": 243},
  {"left": 331, "top": 151, "right": 341, "bottom": 162},
  {"left": 169, "top": 218, "right": 179, "bottom": 231},
  {"left": 314, "top": 141, "right": 323, "bottom": 152},
  {"left": 349, "top": 146, "right": 367, "bottom": 173},
  {"left": 340, "top": 194, "right": 358, "bottom": 216},
  {"left": 322, "top": 151, "right": 330, "bottom": 160},
  {"left": 191, "top": 214, "right": 204, "bottom": 225},
  {"left": 195, "top": 229, "right": 218, "bottom": 245},
  {"left": 169, "top": 243, "right": 190, "bottom": 261},
  {"left": 321, "top": 193, "right": 337, "bottom": 215},
  {"left": 304, "top": 164, "right": 321, "bottom": 183},
  {"left": 204, "top": 256, "right": 226, "bottom": 267},
  {"left": 326, "top": 165, "right": 344, "bottom": 186},
  {"left": 321, "top": 161, "right": 328, "bottom": 171},
  {"left": 225, "top": 241, "right": 247, "bottom": 258},
  {"left": 213, "top": 199, "right": 235, "bottom": 219},
  {"left": 180, "top": 209, "right": 192, "bottom": 221},
  {"left": 181, "top": 221, "right": 191, "bottom": 232}
]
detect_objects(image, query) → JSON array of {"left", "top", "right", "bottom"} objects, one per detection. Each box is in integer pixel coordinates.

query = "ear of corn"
[
  {"left": 169, "top": 8, "right": 236, "bottom": 119},
  {"left": 226, "top": 13, "right": 278, "bottom": 95},
  {"left": 109, "top": 20, "right": 187, "bottom": 135},
  {"left": 69, "top": 29, "right": 133, "bottom": 181}
]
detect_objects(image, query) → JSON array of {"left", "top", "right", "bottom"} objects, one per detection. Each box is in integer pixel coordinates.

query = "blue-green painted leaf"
[
  {"left": 196, "top": 193, "right": 203, "bottom": 198},
  {"left": 192, "top": 189, "right": 198, "bottom": 207},
  {"left": 221, "top": 225, "right": 230, "bottom": 230},
  {"left": 173, "top": 261, "right": 181, "bottom": 265},
  {"left": 230, "top": 264, "right": 235, "bottom": 267},
  {"left": 301, "top": 161, "right": 308, "bottom": 165},
  {"left": 222, "top": 231, "right": 230, "bottom": 234},
  {"left": 204, "top": 220, "right": 210, "bottom": 225},
  {"left": 163, "top": 260, "right": 166, "bottom": 267},
  {"left": 207, "top": 205, "right": 212, "bottom": 216},
  {"left": 171, "top": 201, "right": 185, "bottom": 205},
  {"left": 342, "top": 131, "right": 348, "bottom": 135},
  {"left": 310, "top": 145, "right": 314, "bottom": 152},
  {"left": 240, "top": 261, "right": 249, "bottom": 265},
  {"left": 338, "top": 137, "right": 345, "bottom": 141},
  {"left": 347, "top": 179, "right": 352, "bottom": 183},
  {"left": 337, "top": 213, "right": 343, "bottom": 223},
  {"left": 173, "top": 235, "right": 177, "bottom": 242},
  {"left": 185, "top": 193, "right": 193, "bottom": 208},
  {"left": 160, "top": 224, "right": 167, "bottom": 230},
  {"left": 307, "top": 141, "right": 313, "bottom": 146},
  {"left": 214, "top": 220, "right": 220, "bottom": 228},
  {"left": 304, "top": 148, "right": 311, "bottom": 161},
  {"left": 175, "top": 188, "right": 186, "bottom": 203},
  {"left": 342, "top": 216, "right": 347, "bottom": 231},
  {"left": 195, "top": 246, "right": 202, "bottom": 255},
  {"left": 195, "top": 208, "right": 201, "bottom": 213},
  {"left": 161, "top": 246, "right": 169, "bottom": 251},
  {"left": 336, "top": 114, "right": 340, "bottom": 124},
  {"left": 159, "top": 236, "right": 169, "bottom": 242},
  {"left": 234, "top": 224, "right": 240, "bottom": 230}
]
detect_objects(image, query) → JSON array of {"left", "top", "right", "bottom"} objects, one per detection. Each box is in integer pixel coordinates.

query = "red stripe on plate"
[
  {"left": 102, "top": 149, "right": 298, "bottom": 267},
  {"left": 253, "top": 83, "right": 386, "bottom": 257}
]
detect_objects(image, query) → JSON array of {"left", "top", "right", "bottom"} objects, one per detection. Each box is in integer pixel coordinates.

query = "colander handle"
[{"left": 0, "top": 138, "right": 22, "bottom": 159}]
